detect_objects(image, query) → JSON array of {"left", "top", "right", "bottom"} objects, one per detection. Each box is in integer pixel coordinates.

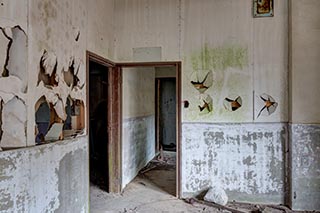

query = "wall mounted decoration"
[
  {"left": 190, "top": 71, "right": 213, "bottom": 94},
  {"left": 223, "top": 96, "right": 242, "bottom": 112},
  {"left": 257, "top": 93, "right": 278, "bottom": 118},
  {"left": 253, "top": 0, "right": 274, "bottom": 18}
]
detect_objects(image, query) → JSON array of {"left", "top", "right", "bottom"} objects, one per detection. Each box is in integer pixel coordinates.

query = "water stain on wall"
[{"left": 191, "top": 44, "right": 248, "bottom": 72}]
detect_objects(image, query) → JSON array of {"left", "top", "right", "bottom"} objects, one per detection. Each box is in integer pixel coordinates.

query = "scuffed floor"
[
  {"left": 90, "top": 175, "right": 224, "bottom": 213},
  {"left": 90, "top": 151, "right": 223, "bottom": 212},
  {"left": 90, "top": 151, "right": 294, "bottom": 213}
]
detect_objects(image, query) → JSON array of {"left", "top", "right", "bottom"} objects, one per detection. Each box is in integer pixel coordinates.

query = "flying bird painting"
[
  {"left": 257, "top": 93, "right": 278, "bottom": 118},
  {"left": 223, "top": 96, "right": 242, "bottom": 112},
  {"left": 190, "top": 71, "right": 213, "bottom": 93},
  {"left": 198, "top": 94, "right": 213, "bottom": 114}
]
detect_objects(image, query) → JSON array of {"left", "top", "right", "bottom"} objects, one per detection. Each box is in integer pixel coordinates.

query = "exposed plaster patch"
[
  {"left": 0, "top": 97, "right": 27, "bottom": 149},
  {"left": 7, "top": 26, "right": 28, "bottom": 92},
  {"left": 37, "top": 50, "right": 58, "bottom": 87},
  {"left": 64, "top": 58, "right": 80, "bottom": 88}
]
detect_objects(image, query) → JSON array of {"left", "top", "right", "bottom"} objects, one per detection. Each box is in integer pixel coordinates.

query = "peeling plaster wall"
[
  {"left": 114, "top": 0, "right": 289, "bottom": 204},
  {"left": 0, "top": 0, "right": 115, "bottom": 212},
  {"left": 0, "top": 137, "right": 88, "bottom": 213},
  {"left": 289, "top": 0, "right": 320, "bottom": 211},
  {"left": 182, "top": 123, "right": 287, "bottom": 204},
  {"left": 122, "top": 67, "right": 156, "bottom": 189}
]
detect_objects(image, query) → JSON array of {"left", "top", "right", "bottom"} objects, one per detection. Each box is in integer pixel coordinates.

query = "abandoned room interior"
[{"left": 0, "top": 0, "right": 319, "bottom": 212}]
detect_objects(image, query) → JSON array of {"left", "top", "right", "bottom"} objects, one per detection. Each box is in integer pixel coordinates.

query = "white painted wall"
[
  {"left": 114, "top": 0, "right": 288, "bottom": 123},
  {"left": 122, "top": 67, "right": 156, "bottom": 188},
  {"left": 0, "top": 0, "right": 115, "bottom": 212},
  {"left": 290, "top": 0, "right": 320, "bottom": 124}
]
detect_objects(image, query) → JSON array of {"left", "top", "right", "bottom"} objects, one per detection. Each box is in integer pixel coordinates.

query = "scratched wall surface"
[
  {"left": 122, "top": 67, "right": 156, "bottom": 189},
  {"left": 122, "top": 116, "right": 155, "bottom": 188},
  {"left": 290, "top": 124, "right": 320, "bottom": 210},
  {"left": 182, "top": 123, "right": 287, "bottom": 204},
  {"left": 0, "top": 137, "right": 88, "bottom": 213},
  {"left": 289, "top": 0, "right": 320, "bottom": 210},
  {"left": 0, "top": 0, "right": 115, "bottom": 212}
]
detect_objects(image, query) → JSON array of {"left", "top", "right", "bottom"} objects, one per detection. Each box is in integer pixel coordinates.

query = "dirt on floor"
[{"left": 90, "top": 151, "right": 316, "bottom": 213}]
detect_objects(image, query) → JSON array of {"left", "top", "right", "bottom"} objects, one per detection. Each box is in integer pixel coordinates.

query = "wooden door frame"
[
  {"left": 118, "top": 61, "right": 182, "bottom": 198},
  {"left": 86, "top": 55, "right": 182, "bottom": 196},
  {"left": 86, "top": 51, "right": 122, "bottom": 193}
]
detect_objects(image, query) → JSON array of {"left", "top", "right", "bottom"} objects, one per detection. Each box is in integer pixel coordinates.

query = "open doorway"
[
  {"left": 89, "top": 60, "right": 109, "bottom": 191},
  {"left": 87, "top": 52, "right": 122, "bottom": 194},
  {"left": 119, "top": 62, "right": 181, "bottom": 197}
]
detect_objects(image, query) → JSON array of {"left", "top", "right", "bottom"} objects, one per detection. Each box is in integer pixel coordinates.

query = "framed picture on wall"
[{"left": 253, "top": 0, "right": 274, "bottom": 17}]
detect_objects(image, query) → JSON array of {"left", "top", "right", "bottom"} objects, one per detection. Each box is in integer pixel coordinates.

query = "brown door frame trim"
[
  {"left": 118, "top": 61, "right": 182, "bottom": 198},
  {"left": 86, "top": 51, "right": 122, "bottom": 193}
]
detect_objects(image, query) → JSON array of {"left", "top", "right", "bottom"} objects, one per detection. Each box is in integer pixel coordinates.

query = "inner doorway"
[
  {"left": 119, "top": 63, "right": 181, "bottom": 197},
  {"left": 89, "top": 60, "right": 109, "bottom": 191}
]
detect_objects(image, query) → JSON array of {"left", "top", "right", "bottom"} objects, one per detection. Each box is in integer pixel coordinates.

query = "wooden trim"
[
  {"left": 176, "top": 62, "right": 182, "bottom": 198},
  {"left": 87, "top": 51, "right": 116, "bottom": 67},
  {"left": 117, "top": 61, "right": 181, "bottom": 67},
  {"left": 108, "top": 66, "right": 122, "bottom": 193}
]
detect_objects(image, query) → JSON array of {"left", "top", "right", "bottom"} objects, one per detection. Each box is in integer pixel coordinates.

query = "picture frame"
[{"left": 253, "top": 0, "right": 274, "bottom": 18}]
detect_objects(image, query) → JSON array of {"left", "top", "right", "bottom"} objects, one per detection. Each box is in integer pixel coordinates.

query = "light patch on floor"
[{"left": 90, "top": 176, "right": 224, "bottom": 213}]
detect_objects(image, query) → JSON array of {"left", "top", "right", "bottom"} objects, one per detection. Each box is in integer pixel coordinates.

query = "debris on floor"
[{"left": 204, "top": 185, "right": 228, "bottom": 206}]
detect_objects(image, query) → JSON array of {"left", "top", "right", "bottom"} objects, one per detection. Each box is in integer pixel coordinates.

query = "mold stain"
[{"left": 191, "top": 44, "right": 248, "bottom": 72}]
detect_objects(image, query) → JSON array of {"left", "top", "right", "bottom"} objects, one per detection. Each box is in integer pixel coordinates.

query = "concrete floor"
[
  {"left": 90, "top": 151, "right": 225, "bottom": 212},
  {"left": 90, "top": 151, "right": 293, "bottom": 213}
]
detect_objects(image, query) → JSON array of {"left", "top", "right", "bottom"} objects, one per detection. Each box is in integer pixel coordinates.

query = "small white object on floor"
[{"left": 204, "top": 185, "right": 228, "bottom": 206}]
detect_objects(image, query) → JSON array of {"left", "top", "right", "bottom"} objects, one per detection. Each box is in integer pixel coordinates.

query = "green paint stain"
[{"left": 191, "top": 44, "right": 248, "bottom": 71}]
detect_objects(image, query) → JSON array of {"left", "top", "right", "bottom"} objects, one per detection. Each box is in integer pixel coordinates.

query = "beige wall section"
[
  {"left": 114, "top": 0, "right": 181, "bottom": 61},
  {"left": 114, "top": 0, "right": 288, "bottom": 123},
  {"left": 87, "top": 0, "right": 115, "bottom": 59},
  {"left": 122, "top": 67, "right": 155, "bottom": 119},
  {"left": 290, "top": 0, "right": 320, "bottom": 124},
  {"left": 253, "top": 0, "right": 288, "bottom": 122},
  {"left": 0, "top": 0, "right": 28, "bottom": 29}
]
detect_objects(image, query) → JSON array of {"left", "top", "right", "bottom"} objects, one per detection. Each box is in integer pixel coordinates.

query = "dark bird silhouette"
[
  {"left": 224, "top": 96, "right": 242, "bottom": 111},
  {"left": 257, "top": 94, "right": 278, "bottom": 118}
]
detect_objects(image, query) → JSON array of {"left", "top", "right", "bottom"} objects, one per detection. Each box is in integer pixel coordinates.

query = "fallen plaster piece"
[
  {"left": 204, "top": 185, "right": 228, "bottom": 206},
  {"left": 0, "top": 97, "right": 27, "bottom": 148},
  {"left": 45, "top": 123, "right": 64, "bottom": 141}
]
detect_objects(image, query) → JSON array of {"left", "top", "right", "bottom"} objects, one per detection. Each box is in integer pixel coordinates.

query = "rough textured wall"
[
  {"left": 0, "top": 0, "right": 115, "bottom": 212},
  {"left": 289, "top": 124, "right": 320, "bottom": 210},
  {"left": 290, "top": 0, "right": 320, "bottom": 210},
  {"left": 122, "top": 67, "right": 156, "bottom": 189},
  {"left": 122, "top": 116, "right": 155, "bottom": 188},
  {"left": 0, "top": 137, "right": 88, "bottom": 213},
  {"left": 114, "top": 0, "right": 289, "bottom": 204},
  {"left": 182, "top": 123, "right": 287, "bottom": 204}
]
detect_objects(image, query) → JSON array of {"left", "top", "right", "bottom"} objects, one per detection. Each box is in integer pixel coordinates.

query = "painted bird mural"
[
  {"left": 223, "top": 96, "right": 242, "bottom": 111},
  {"left": 190, "top": 71, "right": 213, "bottom": 93},
  {"left": 257, "top": 94, "right": 278, "bottom": 118}
]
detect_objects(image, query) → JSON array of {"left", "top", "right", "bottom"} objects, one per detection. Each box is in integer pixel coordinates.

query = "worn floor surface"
[
  {"left": 90, "top": 151, "right": 224, "bottom": 213},
  {"left": 90, "top": 151, "right": 295, "bottom": 213}
]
